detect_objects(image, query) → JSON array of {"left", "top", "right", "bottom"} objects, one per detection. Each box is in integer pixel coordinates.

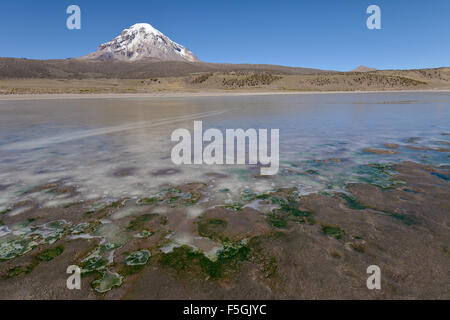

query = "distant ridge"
[
  {"left": 0, "top": 58, "right": 326, "bottom": 79},
  {"left": 352, "top": 65, "right": 377, "bottom": 72}
]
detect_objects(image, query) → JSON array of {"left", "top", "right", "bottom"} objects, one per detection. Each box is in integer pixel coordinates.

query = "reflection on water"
[{"left": 0, "top": 92, "right": 449, "bottom": 209}]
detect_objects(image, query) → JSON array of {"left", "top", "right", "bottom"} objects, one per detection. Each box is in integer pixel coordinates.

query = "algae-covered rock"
[
  {"left": 36, "top": 246, "right": 64, "bottom": 261},
  {"left": 92, "top": 271, "right": 123, "bottom": 293},
  {"left": 124, "top": 250, "right": 151, "bottom": 266},
  {"left": 363, "top": 148, "right": 398, "bottom": 155}
]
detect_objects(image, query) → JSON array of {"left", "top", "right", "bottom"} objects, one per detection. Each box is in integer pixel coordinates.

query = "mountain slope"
[
  {"left": 352, "top": 65, "right": 377, "bottom": 72},
  {"left": 0, "top": 58, "right": 326, "bottom": 79},
  {"left": 81, "top": 23, "right": 199, "bottom": 62}
]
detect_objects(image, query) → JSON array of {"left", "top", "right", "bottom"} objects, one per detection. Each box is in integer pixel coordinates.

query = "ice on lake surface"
[{"left": 0, "top": 92, "right": 449, "bottom": 210}]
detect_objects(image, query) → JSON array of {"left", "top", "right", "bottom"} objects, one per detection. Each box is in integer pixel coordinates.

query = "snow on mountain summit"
[
  {"left": 81, "top": 23, "right": 199, "bottom": 62},
  {"left": 128, "top": 23, "right": 163, "bottom": 36}
]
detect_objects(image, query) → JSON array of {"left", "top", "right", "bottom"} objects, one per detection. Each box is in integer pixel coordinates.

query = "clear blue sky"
[{"left": 0, "top": 0, "right": 448, "bottom": 71}]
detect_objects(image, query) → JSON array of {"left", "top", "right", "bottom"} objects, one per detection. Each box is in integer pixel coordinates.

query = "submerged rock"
[
  {"left": 112, "top": 167, "right": 137, "bottom": 177},
  {"left": 151, "top": 168, "right": 181, "bottom": 176},
  {"left": 384, "top": 143, "right": 400, "bottom": 149},
  {"left": 363, "top": 148, "right": 398, "bottom": 155}
]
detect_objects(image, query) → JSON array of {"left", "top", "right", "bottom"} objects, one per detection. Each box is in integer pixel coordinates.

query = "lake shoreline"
[{"left": 1, "top": 89, "right": 450, "bottom": 101}]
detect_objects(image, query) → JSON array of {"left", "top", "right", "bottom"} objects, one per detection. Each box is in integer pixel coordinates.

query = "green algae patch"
[
  {"left": 159, "top": 245, "right": 206, "bottom": 274},
  {"left": 71, "top": 221, "right": 101, "bottom": 235},
  {"left": 255, "top": 193, "right": 270, "bottom": 200},
  {"left": 355, "top": 163, "right": 401, "bottom": 189},
  {"left": 137, "top": 197, "right": 160, "bottom": 205},
  {"left": 240, "top": 189, "right": 257, "bottom": 201},
  {"left": 161, "top": 186, "right": 203, "bottom": 206},
  {"left": 0, "top": 238, "right": 35, "bottom": 261},
  {"left": 3, "top": 245, "right": 65, "bottom": 278},
  {"left": 203, "top": 242, "right": 250, "bottom": 278},
  {"left": 224, "top": 203, "right": 243, "bottom": 211},
  {"left": 127, "top": 213, "right": 160, "bottom": 231},
  {"left": 0, "top": 220, "right": 69, "bottom": 261},
  {"left": 262, "top": 192, "right": 314, "bottom": 228},
  {"left": 271, "top": 195, "right": 314, "bottom": 225},
  {"left": 216, "top": 243, "right": 250, "bottom": 262},
  {"left": 279, "top": 203, "right": 312, "bottom": 218},
  {"left": 338, "top": 194, "right": 367, "bottom": 210},
  {"left": 135, "top": 229, "right": 154, "bottom": 239},
  {"left": 79, "top": 242, "right": 122, "bottom": 275},
  {"left": 388, "top": 212, "right": 418, "bottom": 226},
  {"left": 266, "top": 213, "right": 288, "bottom": 228},
  {"left": 78, "top": 242, "right": 126, "bottom": 292},
  {"left": 80, "top": 255, "right": 109, "bottom": 275},
  {"left": 44, "top": 221, "right": 67, "bottom": 244},
  {"left": 92, "top": 271, "right": 123, "bottom": 293},
  {"left": 268, "top": 195, "right": 289, "bottom": 206},
  {"left": 368, "top": 208, "right": 418, "bottom": 226},
  {"left": 0, "top": 208, "right": 11, "bottom": 215},
  {"left": 36, "top": 246, "right": 64, "bottom": 261},
  {"left": 4, "top": 262, "right": 38, "bottom": 279},
  {"left": 4, "top": 245, "right": 64, "bottom": 278},
  {"left": 124, "top": 250, "right": 151, "bottom": 266},
  {"left": 321, "top": 224, "right": 345, "bottom": 240},
  {"left": 246, "top": 235, "right": 280, "bottom": 279},
  {"left": 85, "top": 199, "right": 127, "bottom": 216},
  {"left": 159, "top": 242, "right": 250, "bottom": 279},
  {"left": 198, "top": 218, "right": 228, "bottom": 240},
  {"left": 306, "top": 169, "right": 319, "bottom": 175},
  {"left": 99, "top": 242, "right": 122, "bottom": 253},
  {"left": 120, "top": 250, "right": 151, "bottom": 276},
  {"left": 304, "top": 217, "right": 316, "bottom": 225}
]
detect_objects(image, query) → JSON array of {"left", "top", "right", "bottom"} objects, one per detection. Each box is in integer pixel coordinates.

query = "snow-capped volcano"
[{"left": 82, "top": 23, "right": 199, "bottom": 62}]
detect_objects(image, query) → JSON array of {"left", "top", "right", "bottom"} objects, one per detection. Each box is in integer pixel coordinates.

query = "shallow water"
[{"left": 0, "top": 92, "right": 449, "bottom": 209}]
